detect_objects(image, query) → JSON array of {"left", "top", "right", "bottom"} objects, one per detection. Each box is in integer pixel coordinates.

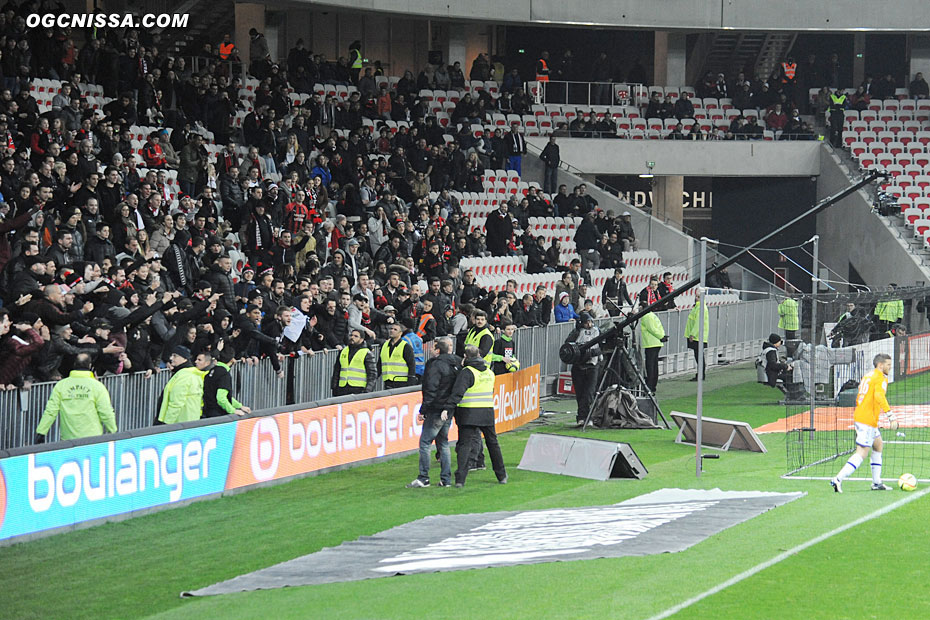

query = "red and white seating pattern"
[
  {"left": 842, "top": 99, "right": 930, "bottom": 249},
  {"left": 460, "top": 250, "right": 739, "bottom": 315}
]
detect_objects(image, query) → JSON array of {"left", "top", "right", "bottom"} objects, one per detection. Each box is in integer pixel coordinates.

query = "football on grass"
[{"left": 898, "top": 473, "right": 917, "bottom": 492}]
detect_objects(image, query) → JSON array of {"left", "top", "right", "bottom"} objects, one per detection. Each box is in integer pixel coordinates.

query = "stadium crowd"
[{"left": 0, "top": 17, "right": 650, "bottom": 389}]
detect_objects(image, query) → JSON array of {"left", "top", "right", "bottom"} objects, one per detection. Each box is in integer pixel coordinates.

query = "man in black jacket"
[
  {"left": 574, "top": 211, "right": 600, "bottom": 272},
  {"left": 539, "top": 136, "right": 560, "bottom": 194},
  {"left": 445, "top": 345, "right": 507, "bottom": 488},
  {"left": 204, "top": 254, "right": 237, "bottom": 316},
  {"left": 484, "top": 202, "right": 514, "bottom": 257},
  {"left": 602, "top": 267, "right": 633, "bottom": 316},
  {"left": 407, "top": 337, "right": 460, "bottom": 488}
]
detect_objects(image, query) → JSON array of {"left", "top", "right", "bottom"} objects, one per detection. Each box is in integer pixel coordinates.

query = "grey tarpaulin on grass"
[{"left": 183, "top": 489, "right": 803, "bottom": 597}]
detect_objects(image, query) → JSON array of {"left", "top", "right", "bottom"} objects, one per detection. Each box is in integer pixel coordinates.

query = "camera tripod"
[{"left": 579, "top": 311, "right": 669, "bottom": 430}]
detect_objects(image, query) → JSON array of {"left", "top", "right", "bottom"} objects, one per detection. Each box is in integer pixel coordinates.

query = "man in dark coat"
[
  {"left": 445, "top": 344, "right": 508, "bottom": 487},
  {"left": 204, "top": 254, "right": 237, "bottom": 316},
  {"left": 407, "top": 337, "right": 461, "bottom": 488},
  {"left": 484, "top": 202, "right": 514, "bottom": 256}
]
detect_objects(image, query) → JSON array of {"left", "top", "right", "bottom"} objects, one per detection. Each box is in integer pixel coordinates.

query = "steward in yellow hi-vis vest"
[
  {"left": 445, "top": 345, "right": 508, "bottom": 488},
  {"left": 332, "top": 329, "right": 376, "bottom": 396}
]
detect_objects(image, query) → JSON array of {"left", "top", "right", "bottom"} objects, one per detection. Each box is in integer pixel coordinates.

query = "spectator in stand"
[
  {"left": 617, "top": 211, "right": 639, "bottom": 251},
  {"left": 555, "top": 291, "right": 579, "bottom": 323},
  {"left": 552, "top": 184, "right": 573, "bottom": 218},
  {"left": 505, "top": 123, "right": 526, "bottom": 174},
  {"left": 872, "top": 73, "right": 897, "bottom": 100},
  {"left": 534, "top": 285, "right": 553, "bottom": 325},
  {"left": 910, "top": 72, "right": 929, "bottom": 99},
  {"left": 657, "top": 272, "right": 677, "bottom": 310},
  {"left": 638, "top": 275, "right": 662, "bottom": 308},
  {"left": 539, "top": 136, "right": 560, "bottom": 195},
  {"left": 574, "top": 211, "right": 601, "bottom": 272},
  {"left": 673, "top": 92, "right": 695, "bottom": 120},
  {"left": 644, "top": 92, "right": 663, "bottom": 119},
  {"left": 484, "top": 201, "right": 514, "bottom": 256},
  {"left": 602, "top": 267, "right": 633, "bottom": 316},
  {"left": 764, "top": 103, "right": 788, "bottom": 139}
]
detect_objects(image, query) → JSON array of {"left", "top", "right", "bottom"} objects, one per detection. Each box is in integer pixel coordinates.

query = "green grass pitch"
[{"left": 1, "top": 364, "right": 928, "bottom": 620}]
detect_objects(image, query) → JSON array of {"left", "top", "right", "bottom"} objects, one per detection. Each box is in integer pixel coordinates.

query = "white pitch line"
[{"left": 646, "top": 485, "right": 930, "bottom": 620}]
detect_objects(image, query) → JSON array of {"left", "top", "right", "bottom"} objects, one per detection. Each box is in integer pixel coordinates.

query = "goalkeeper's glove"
[{"left": 887, "top": 413, "right": 899, "bottom": 431}]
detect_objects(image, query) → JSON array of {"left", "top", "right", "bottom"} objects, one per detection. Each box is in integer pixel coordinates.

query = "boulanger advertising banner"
[
  {"left": 225, "top": 365, "right": 540, "bottom": 489},
  {"left": 0, "top": 424, "right": 238, "bottom": 541},
  {"left": 0, "top": 365, "right": 540, "bottom": 543}
]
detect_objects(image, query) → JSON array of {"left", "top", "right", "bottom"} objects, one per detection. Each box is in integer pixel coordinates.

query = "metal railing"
[
  {"left": 0, "top": 297, "right": 776, "bottom": 450},
  {"left": 530, "top": 81, "right": 647, "bottom": 108}
]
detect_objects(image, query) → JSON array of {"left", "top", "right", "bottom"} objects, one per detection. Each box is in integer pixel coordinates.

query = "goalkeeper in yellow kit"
[{"left": 831, "top": 353, "right": 896, "bottom": 492}]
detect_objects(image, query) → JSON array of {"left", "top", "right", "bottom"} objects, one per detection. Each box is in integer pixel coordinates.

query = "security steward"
[
  {"left": 444, "top": 345, "right": 508, "bottom": 488},
  {"left": 464, "top": 309, "right": 495, "bottom": 366},
  {"left": 685, "top": 296, "right": 710, "bottom": 381},
  {"left": 536, "top": 51, "right": 551, "bottom": 82},
  {"left": 218, "top": 34, "right": 236, "bottom": 61},
  {"left": 331, "top": 328, "right": 377, "bottom": 396},
  {"left": 35, "top": 352, "right": 117, "bottom": 442},
  {"left": 874, "top": 284, "right": 904, "bottom": 337},
  {"left": 157, "top": 347, "right": 211, "bottom": 425},
  {"left": 349, "top": 40, "right": 363, "bottom": 84},
  {"left": 407, "top": 337, "right": 460, "bottom": 488},
  {"left": 778, "top": 295, "right": 800, "bottom": 340},
  {"left": 781, "top": 56, "right": 797, "bottom": 99},
  {"left": 828, "top": 87, "right": 848, "bottom": 147},
  {"left": 203, "top": 344, "right": 252, "bottom": 417},
  {"left": 379, "top": 322, "right": 416, "bottom": 389},
  {"left": 639, "top": 302, "right": 668, "bottom": 394}
]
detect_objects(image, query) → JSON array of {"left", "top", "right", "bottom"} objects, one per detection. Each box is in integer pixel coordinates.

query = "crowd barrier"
[
  {"left": 0, "top": 298, "right": 777, "bottom": 450},
  {"left": 0, "top": 365, "right": 540, "bottom": 545}
]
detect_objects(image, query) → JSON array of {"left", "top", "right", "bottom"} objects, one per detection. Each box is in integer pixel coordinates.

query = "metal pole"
[
  {"left": 696, "top": 237, "right": 709, "bottom": 477},
  {"left": 809, "top": 235, "right": 819, "bottom": 437}
]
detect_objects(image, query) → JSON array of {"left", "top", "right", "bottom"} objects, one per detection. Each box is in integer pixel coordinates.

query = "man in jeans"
[{"left": 407, "top": 337, "right": 461, "bottom": 488}]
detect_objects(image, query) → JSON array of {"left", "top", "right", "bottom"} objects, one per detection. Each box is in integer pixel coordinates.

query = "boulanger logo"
[
  {"left": 26, "top": 13, "right": 189, "bottom": 29},
  {"left": 250, "top": 418, "right": 280, "bottom": 481}
]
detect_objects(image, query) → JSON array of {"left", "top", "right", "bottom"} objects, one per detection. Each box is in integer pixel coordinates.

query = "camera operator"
[
  {"left": 565, "top": 312, "right": 602, "bottom": 427},
  {"left": 759, "top": 333, "right": 793, "bottom": 392}
]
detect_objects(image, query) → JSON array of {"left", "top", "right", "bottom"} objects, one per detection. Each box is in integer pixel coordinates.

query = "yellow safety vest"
[
  {"left": 380, "top": 339, "right": 409, "bottom": 382},
  {"left": 339, "top": 346, "right": 370, "bottom": 388},
  {"left": 778, "top": 298, "right": 799, "bottom": 331},
  {"left": 458, "top": 366, "right": 495, "bottom": 408},
  {"left": 465, "top": 326, "right": 494, "bottom": 364},
  {"left": 351, "top": 49, "right": 363, "bottom": 70}
]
